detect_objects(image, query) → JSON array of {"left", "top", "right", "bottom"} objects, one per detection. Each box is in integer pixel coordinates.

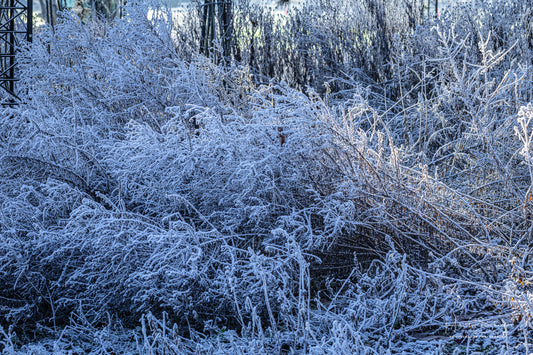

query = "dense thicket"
[{"left": 1, "top": 0, "right": 533, "bottom": 353}]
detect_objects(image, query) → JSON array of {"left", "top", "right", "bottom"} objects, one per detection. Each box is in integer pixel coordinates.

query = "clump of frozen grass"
[{"left": 2, "top": 0, "right": 533, "bottom": 353}]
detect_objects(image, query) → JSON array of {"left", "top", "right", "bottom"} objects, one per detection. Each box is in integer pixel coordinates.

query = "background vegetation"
[{"left": 1, "top": 0, "right": 533, "bottom": 352}]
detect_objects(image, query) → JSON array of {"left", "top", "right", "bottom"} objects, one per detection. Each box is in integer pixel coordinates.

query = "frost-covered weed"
[{"left": 1, "top": 0, "right": 533, "bottom": 353}]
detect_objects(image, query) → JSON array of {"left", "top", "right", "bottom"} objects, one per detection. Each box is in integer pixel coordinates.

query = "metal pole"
[
  {"left": 8, "top": 0, "right": 14, "bottom": 98},
  {"left": 27, "top": 0, "right": 31, "bottom": 42}
]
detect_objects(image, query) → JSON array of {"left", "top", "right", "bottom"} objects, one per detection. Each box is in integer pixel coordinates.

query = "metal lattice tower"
[{"left": 0, "top": 0, "right": 32, "bottom": 105}]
